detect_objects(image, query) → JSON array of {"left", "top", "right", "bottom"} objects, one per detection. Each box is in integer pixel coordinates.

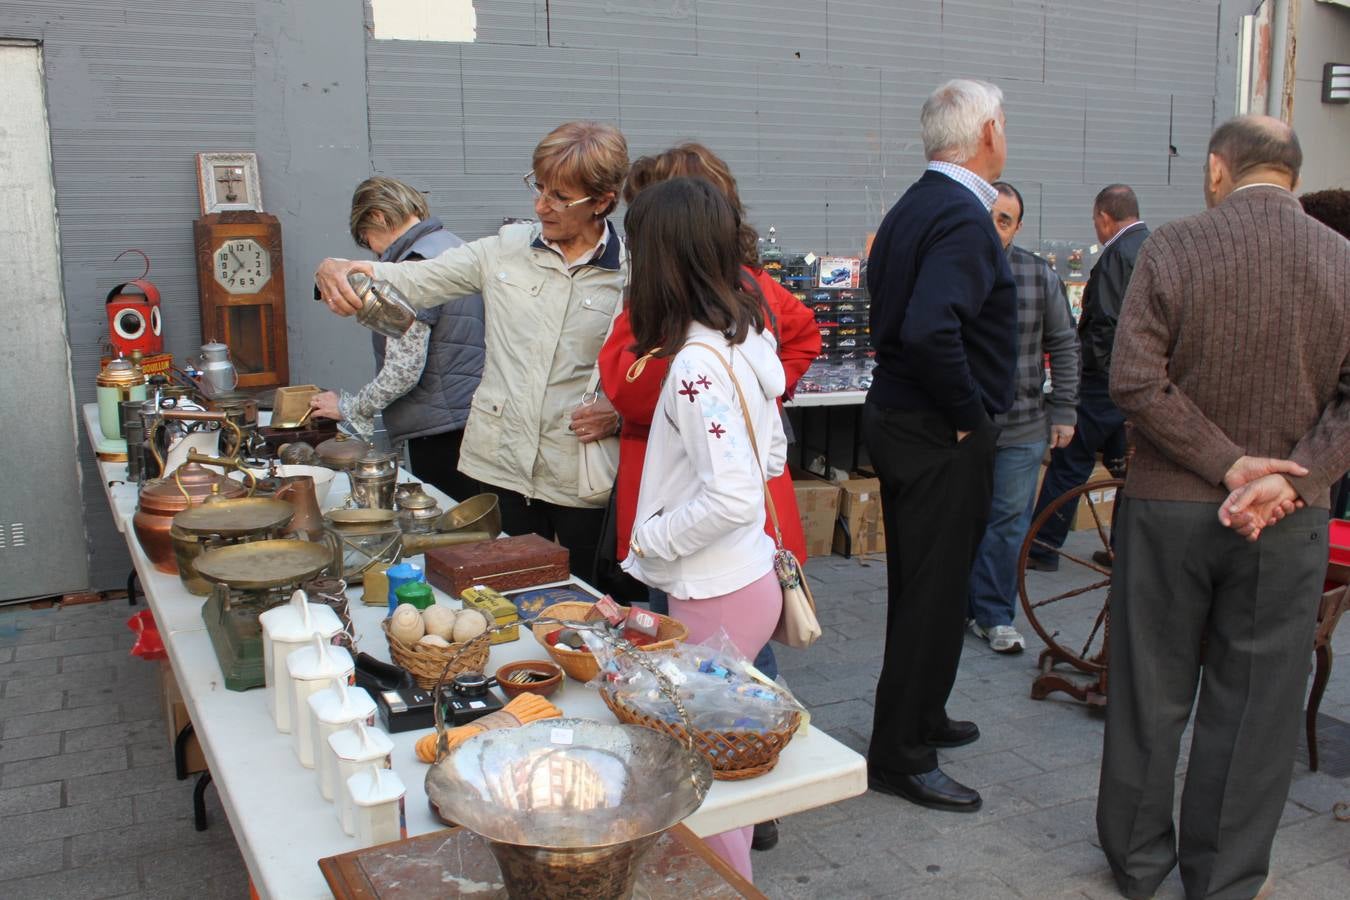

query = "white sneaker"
[{"left": 970, "top": 621, "right": 1025, "bottom": 654}]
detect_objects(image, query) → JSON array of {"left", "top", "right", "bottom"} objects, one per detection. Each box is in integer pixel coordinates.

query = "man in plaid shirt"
[{"left": 967, "top": 182, "right": 1080, "bottom": 652}]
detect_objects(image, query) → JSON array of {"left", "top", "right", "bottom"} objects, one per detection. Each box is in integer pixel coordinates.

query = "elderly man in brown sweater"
[{"left": 1098, "top": 115, "right": 1350, "bottom": 899}]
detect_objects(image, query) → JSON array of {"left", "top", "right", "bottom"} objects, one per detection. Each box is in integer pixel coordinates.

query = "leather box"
[{"left": 424, "top": 534, "right": 570, "bottom": 596}]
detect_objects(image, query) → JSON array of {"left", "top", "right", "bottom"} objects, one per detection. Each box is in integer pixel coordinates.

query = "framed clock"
[{"left": 194, "top": 211, "right": 289, "bottom": 389}]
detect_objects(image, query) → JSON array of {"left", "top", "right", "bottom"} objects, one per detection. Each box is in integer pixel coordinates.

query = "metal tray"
[
  {"left": 193, "top": 539, "right": 332, "bottom": 589},
  {"left": 173, "top": 498, "right": 294, "bottom": 537}
]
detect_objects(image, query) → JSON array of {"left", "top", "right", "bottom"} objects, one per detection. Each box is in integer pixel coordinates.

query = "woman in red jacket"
[{"left": 599, "top": 143, "right": 821, "bottom": 661}]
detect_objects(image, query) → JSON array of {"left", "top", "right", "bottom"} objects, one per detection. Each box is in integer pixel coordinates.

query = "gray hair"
[{"left": 921, "top": 79, "right": 1004, "bottom": 164}]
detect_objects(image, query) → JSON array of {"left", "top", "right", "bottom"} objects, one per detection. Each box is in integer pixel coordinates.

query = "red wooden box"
[{"left": 424, "top": 534, "right": 570, "bottom": 596}]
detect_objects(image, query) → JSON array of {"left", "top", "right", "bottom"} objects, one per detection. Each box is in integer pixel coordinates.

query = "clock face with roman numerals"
[{"left": 212, "top": 238, "right": 272, "bottom": 295}]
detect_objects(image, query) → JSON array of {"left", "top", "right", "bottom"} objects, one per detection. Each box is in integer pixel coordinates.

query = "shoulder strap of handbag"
[{"left": 684, "top": 341, "right": 785, "bottom": 551}]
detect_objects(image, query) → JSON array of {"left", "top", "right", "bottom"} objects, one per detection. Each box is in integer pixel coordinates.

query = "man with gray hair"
[
  {"left": 1099, "top": 115, "right": 1350, "bottom": 897},
  {"left": 863, "top": 78, "right": 1016, "bottom": 812}
]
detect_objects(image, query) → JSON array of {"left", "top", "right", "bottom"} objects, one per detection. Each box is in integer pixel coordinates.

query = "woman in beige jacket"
[{"left": 315, "top": 121, "right": 628, "bottom": 574}]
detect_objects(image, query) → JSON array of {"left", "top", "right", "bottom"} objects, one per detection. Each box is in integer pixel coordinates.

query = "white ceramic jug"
[
  {"left": 307, "top": 678, "right": 376, "bottom": 801},
  {"left": 259, "top": 590, "right": 343, "bottom": 733},
  {"left": 285, "top": 633, "right": 354, "bottom": 768},
  {"left": 330, "top": 721, "right": 394, "bottom": 835}
]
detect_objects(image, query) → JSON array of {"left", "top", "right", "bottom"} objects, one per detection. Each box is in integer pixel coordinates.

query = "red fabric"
[{"left": 598, "top": 267, "right": 822, "bottom": 565}]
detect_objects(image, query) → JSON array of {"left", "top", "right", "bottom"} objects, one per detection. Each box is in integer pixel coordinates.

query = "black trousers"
[
  {"left": 863, "top": 402, "right": 998, "bottom": 775},
  {"left": 492, "top": 486, "right": 606, "bottom": 578},
  {"left": 406, "top": 428, "right": 481, "bottom": 503},
  {"left": 1098, "top": 498, "right": 1325, "bottom": 900}
]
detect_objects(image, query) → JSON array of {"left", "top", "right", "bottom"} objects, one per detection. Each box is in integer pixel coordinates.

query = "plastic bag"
[{"left": 588, "top": 628, "right": 805, "bottom": 733}]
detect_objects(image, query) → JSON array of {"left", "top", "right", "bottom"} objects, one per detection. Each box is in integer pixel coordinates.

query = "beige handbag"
[
  {"left": 576, "top": 367, "right": 619, "bottom": 504},
  {"left": 686, "top": 342, "right": 822, "bottom": 649}
]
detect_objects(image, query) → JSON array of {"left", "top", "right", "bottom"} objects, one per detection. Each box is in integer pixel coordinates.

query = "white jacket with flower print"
[{"left": 622, "top": 322, "right": 787, "bottom": 599}]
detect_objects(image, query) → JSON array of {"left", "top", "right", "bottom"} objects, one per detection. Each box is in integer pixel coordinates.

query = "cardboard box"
[
  {"left": 1072, "top": 463, "right": 1117, "bottom": 531},
  {"left": 793, "top": 474, "right": 841, "bottom": 558},
  {"left": 833, "top": 476, "right": 886, "bottom": 557},
  {"left": 159, "top": 661, "right": 207, "bottom": 775}
]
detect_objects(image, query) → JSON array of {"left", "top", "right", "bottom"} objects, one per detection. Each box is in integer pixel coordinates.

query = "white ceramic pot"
[
  {"left": 285, "top": 633, "right": 354, "bottom": 768},
  {"left": 307, "top": 678, "right": 377, "bottom": 801},
  {"left": 329, "top": 721, "right": 394, "bottom": 835},
  {"left": 346, "top": 764, "right": 406, "bottom": 848},
  {"left": 259, "top": 590, "right": 343, "bottom": 733}
]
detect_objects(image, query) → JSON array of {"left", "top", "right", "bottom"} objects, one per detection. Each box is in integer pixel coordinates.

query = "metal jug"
[
  {"left": 196, "top": 342, "right": 239, "bottom": 398},
  {"left": 273, "top": 475, "right": 325, "bottom": 541}
]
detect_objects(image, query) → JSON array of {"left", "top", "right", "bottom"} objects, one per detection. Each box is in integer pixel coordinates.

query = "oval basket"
[
  {"left": 528, "top": 600, "right": 688, "bottom": 683},
  {"left": 382, "top": 619, "right": 491, "bottom": 690},
  {"left": 600, "top": 687, "right": 801, "bottom": 781}
]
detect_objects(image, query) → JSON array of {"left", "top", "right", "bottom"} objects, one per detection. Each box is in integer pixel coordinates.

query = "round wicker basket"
[
  {"left": 528, "top": 600, "right": 688, "bottom": 683},
  {"left": 600, "top": 687, "right": 801, "bottom": 780},
  {"left": 382, "top": 619, "right": 491, "bottom": 690}
]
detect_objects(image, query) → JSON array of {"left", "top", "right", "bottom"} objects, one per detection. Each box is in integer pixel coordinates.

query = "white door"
[{"left": 0, "top": 41, "right": 89, "bottom": 601}]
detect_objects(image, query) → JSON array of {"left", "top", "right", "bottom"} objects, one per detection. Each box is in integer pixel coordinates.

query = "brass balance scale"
[{"left": 195, "top": 537, "right": 333, "bottom": 691}]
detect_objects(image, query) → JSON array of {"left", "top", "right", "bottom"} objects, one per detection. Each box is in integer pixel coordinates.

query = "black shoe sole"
[
  {"left": 867, "top": 775, "right": 983, "bottom": 813},
  {"left": 1025, "top": 558, "right": 1059, "bottom": 572},
  {"left": 927, "top": 729, "right": 981, "bottom": 748}
]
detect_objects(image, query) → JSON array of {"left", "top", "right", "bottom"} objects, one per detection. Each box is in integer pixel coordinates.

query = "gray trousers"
[{"left": 1097, "top": 498, "right": 1325, "bottom": 900}]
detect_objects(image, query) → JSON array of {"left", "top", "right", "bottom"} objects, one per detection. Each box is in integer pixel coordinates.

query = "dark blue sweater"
[{"left": 866, "top": 170, "right": 1017, "bottom": 431}]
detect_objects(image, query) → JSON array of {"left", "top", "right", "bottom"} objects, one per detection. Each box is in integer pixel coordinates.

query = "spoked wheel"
[{"left": 1017, "top": 478, "right": 1125, "bottom": 706}]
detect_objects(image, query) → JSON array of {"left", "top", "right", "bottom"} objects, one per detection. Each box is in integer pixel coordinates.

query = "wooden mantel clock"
[{"left": 193, "top": 211, "right": 289, "bottom": 389}]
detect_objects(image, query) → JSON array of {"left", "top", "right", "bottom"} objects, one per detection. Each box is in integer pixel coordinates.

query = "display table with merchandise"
[{"left": 84, "top": 402, "right": 866, "bottom": 899}]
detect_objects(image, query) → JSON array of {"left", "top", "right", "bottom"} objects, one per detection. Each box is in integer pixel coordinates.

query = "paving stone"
[
  {"left": 60, "top": 649, "right": 136, "bottom": 673},
  {"left": 0, "top": 781, "right": 63, "bottom": 816},
  {"left": 4, "top": 703, "right": 123, "bottom": 738},
  {"left": 13, "top": 635, "right": 120, "bottom": 661},
  {"left": 0, "top": 621, "right": 55, "bottom": 648},
  {"left": 1283, "top": 770, "right": 1350, "bottom": 815},
  {"left": 1004, "top": 761, "right": 1104, "bottom": 810},
  {"left": 806, "top": 698, "right": 874, "bottom": 734},
  {"left": 53, "top": 619, "right": 126, "bottom": 641},
  {"left": 0, "top": 798, "right": 133, "bottom": 849},
  {"left": 0, "top": 646, "right": 12, "bottom": 663},
  {"left": 0, "top": 656, "right": 61, "bottom": 680},
  {"left": 62, "top": 684, "right": 122, "bottom": 709},
  {"left": 792, "top": 673, "right": 880, "bottom": 708},
  {"left": 1279, "top": 857, "right": 1350, "bottom": 900},
  {"left": 71, "top": 817, "right": 219, "bottom": 868},
  {"left": 1268, "top": 812, "right": 1350, "bottom": 873},
  {"left": 897, "top": 824, "right": 1035, "bottom": 877},
  {"left": 917, "top": 783, "right": 1042, "bottom": 837},
  {"left": 995, "top": 798, "right": 1099, "bottom": 852},
  {"left": 0, "top": 731, "right": 62, "bottom": 763},
  {"left": 129, "top": 739, "right": 174, "bottom": 769},
  {"left": 0, "top": 858, "right": 140, "bottom": 900},
  {"left": 63, "top": 718, "right": 163, "bottom": 754},
  {"left": 3, "top": 667, "right": 121, "bottom": 698},
  {"left": 64, "top": 762, "right": 184, "bottom": 805},
  {"left": 889, "top": 870, "right": 1024, "bottom": 899},
  {"left": 0, "top": 690, "right": 65, "bottom": 721},
  {"left": 940, "top": 749, "right": 1045, "bottom": 790},
  {"left": 138, "top": 841, "right": 247, "bottom": 890},
  {"left": 0, "top": 836, "right": 67, "bottom": 882},
  {"left": 2, "top": 746, "right": 127, "bottom": 788}
]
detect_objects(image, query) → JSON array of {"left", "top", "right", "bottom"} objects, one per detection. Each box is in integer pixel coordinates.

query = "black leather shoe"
[
  {"left": 1092, "top": 549, "right": 1113, "bottom": 568},
  {"left": 868, "top": 766, "right": 982, "bottom": 812},
  {"left": 750, "top": 819, "right": 779, "bottom": 851},
  {"left": 926, "top": 719, "right": 980, "bottom": 748},
  {"left": 1026, "top": 555, "right": 1059, "bottom": 572}
]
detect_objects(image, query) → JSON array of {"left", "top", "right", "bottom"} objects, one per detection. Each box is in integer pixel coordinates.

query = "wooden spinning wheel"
[{"left": 1017, "top": 477, "right": 1125, "bottom": 706}]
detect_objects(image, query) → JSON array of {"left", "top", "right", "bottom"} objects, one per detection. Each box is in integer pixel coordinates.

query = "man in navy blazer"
[{"left": 863, "top": 78, "right": 1017, "bottom": 812}]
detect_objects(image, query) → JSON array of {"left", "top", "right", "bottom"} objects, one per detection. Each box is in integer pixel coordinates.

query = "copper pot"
[
  {"left": 316, "top": 433, "right": 370, "bottom": 471},
  {"left": 132, "top": 461, "right": 250, "bottom": 573}
]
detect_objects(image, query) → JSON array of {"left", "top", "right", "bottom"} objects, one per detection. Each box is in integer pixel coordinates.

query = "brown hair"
[
  {"left": 532, "top": 120, "right": 629, "bottom": 217},
  {"left": 349, "top": 176, "right": 429, "bottom": 248},
  {"left": 624, "top": 177, "right": 765, "bottom": 359},
  {"left": 1300, "top": 189, "right": 1350, "bottom": 240},
  {"left": 1208, "top": 115, "right": 1303, "bottom": 182},
  {"left": 623, "top": 142, "right": 760, "bottom": 267}
]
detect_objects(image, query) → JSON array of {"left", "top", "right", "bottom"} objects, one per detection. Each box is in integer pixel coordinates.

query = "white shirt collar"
[
  {"left": 926, "top": 161, "right": 999, "bottom": 210},
  {"left": 544, "top": 224, "right": 609, "bottom": 270},
  {"left": 1102, "top": 220, "right": 1147, "bottom": 252},
  {"left": 1232, "top": 182, "right": 1291, "bottom": 195}
]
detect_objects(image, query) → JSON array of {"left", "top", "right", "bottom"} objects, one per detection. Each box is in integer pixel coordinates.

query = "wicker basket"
[
  {"left": 382, "top": 619, "right": 491, "bottom": 690},
  {"left": 600, "top": 687, "right": 801, "bottom": 780},
  {"left": 528, "top": 600, "right": 688, "bottom": 683}
]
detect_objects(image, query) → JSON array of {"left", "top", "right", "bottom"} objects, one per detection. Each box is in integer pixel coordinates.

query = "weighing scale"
[{"left": 195, "top": 538, "right": 332, "bottom": 690}]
